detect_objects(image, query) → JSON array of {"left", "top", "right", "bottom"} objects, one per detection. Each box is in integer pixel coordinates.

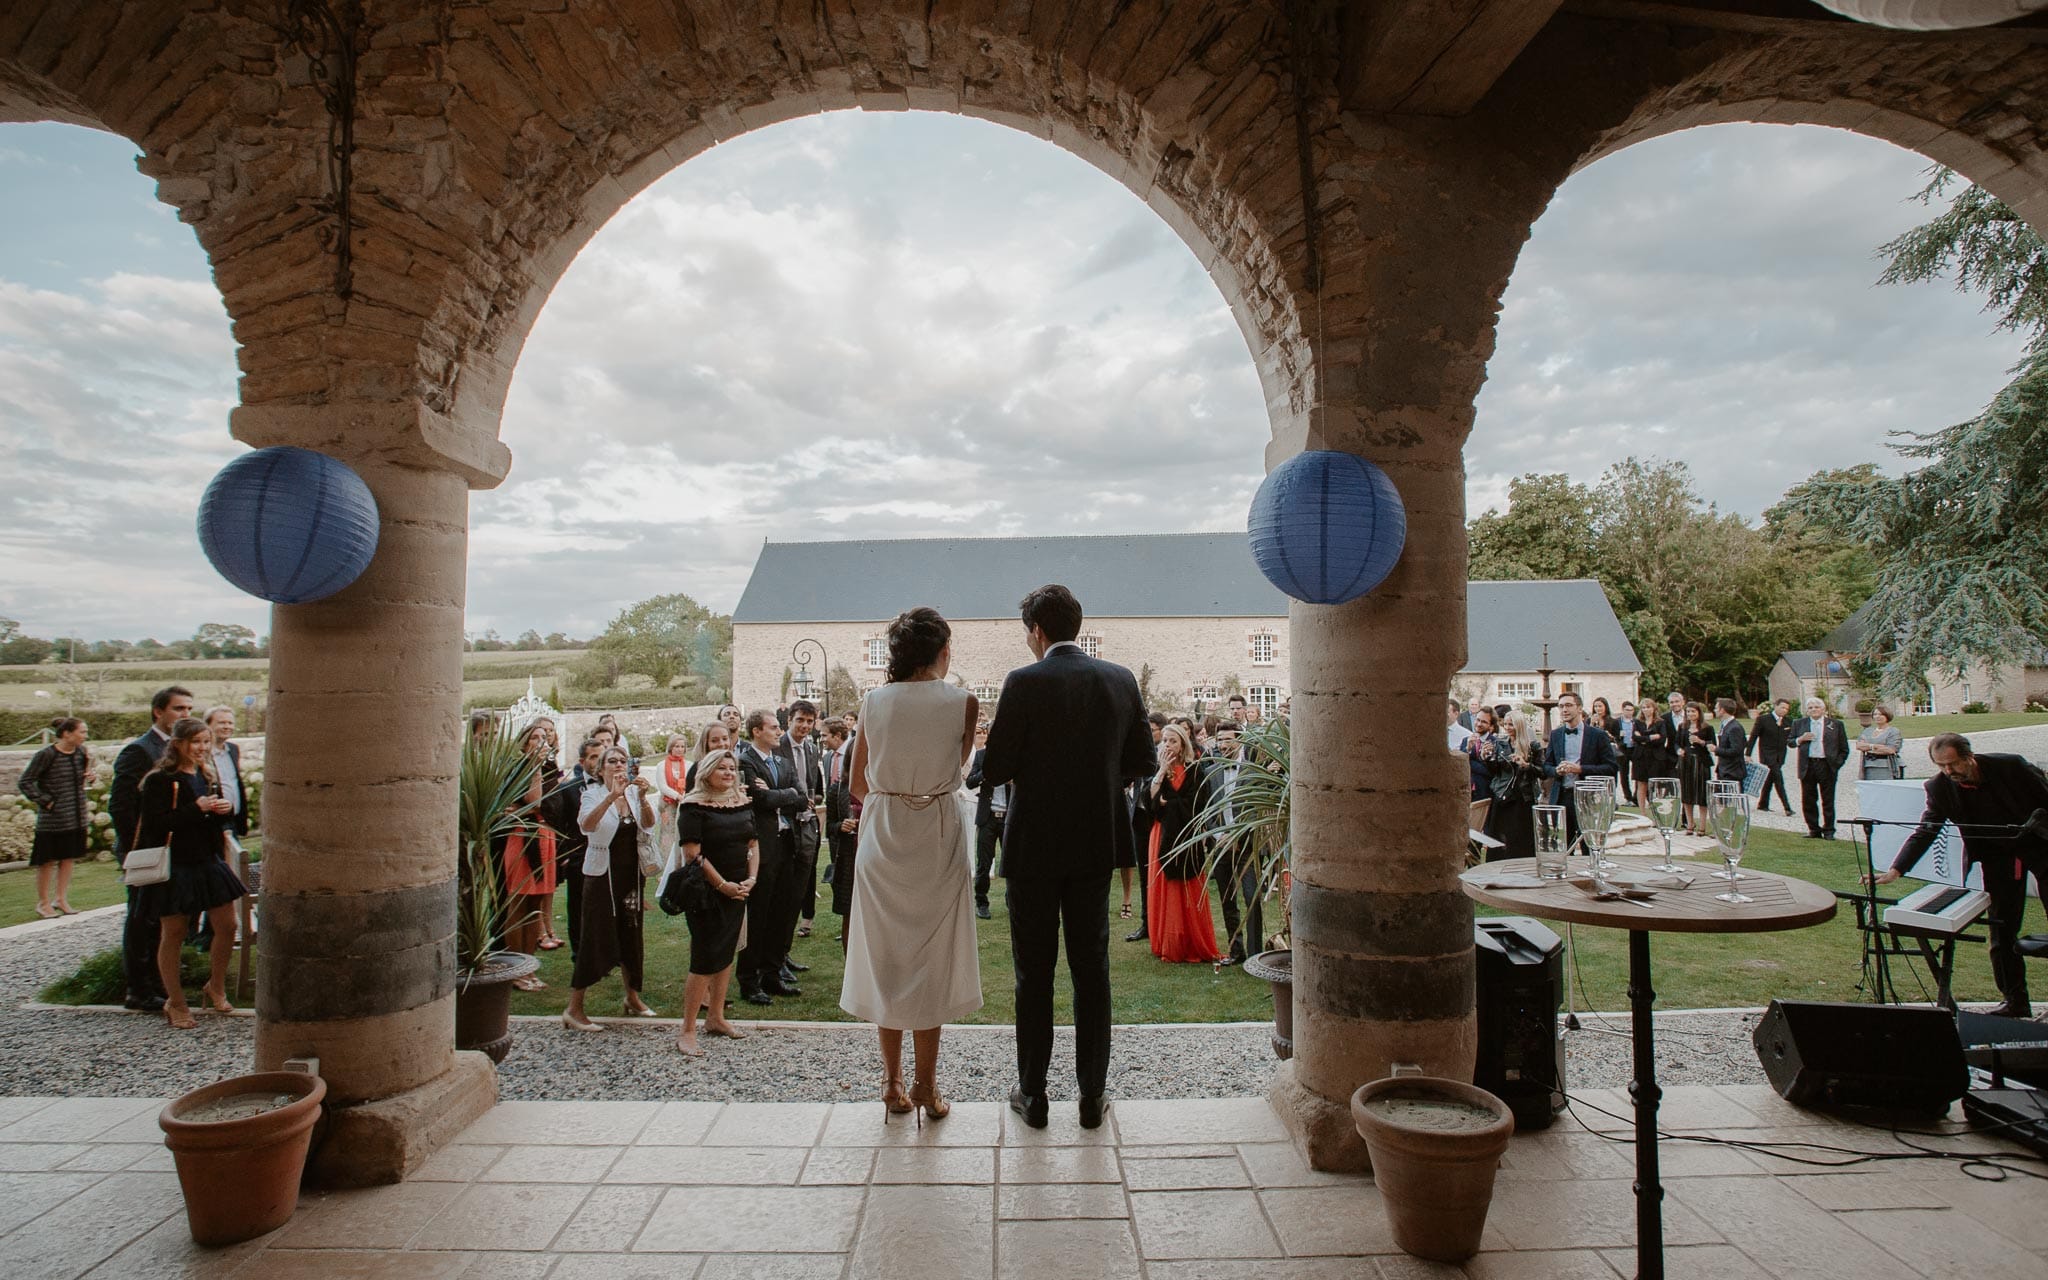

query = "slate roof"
[
  {"left": 732, "top": 534, "right": 1642, "bottom": 673},
  {"left": 1819, "top": 598, "right": 1877, "bottom": 652},
  {"left": 1779, "top": 650, "right": 1828, "bottom": 680}
]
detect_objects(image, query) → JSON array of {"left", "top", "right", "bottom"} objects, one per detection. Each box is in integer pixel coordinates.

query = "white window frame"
[
  {"left": 864, "top": 637, "right": 887, "bottom": 670},
  {"left": 1189, "top": 684, "right": 1221, "bottom": 706},
  {"left": 1247, "top": 684, "right": 1281, "bottom": 716},
  {"left": 1496, "top": 680, "right": 1536, "bottom": 701},
  {"left": 1250, "top": 631, "right": 1276, "bottom": 667},
  {"left": 971, "top": 683, "right": 999, "bottom": 702},
  {"left": 1078, "top": 634, "right": 1102, "bottom": 659}
]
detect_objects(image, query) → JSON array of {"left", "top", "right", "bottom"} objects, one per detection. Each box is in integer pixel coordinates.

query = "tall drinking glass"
[
  {"left": 1710, "top": 788, "right": 1752, "bottom": 903},
  {"left": 1534, "top": 805, "right": 1568, "bottom": 880},
  {"left": 1647, "top": 777, "right": 1682, "bottom": 873},
  {"left": 1708, "top": 780, "right": 1743, "bottom": 879},
  {"left": 1574, "top": 777, "right": 1618, "bottom": 872}
]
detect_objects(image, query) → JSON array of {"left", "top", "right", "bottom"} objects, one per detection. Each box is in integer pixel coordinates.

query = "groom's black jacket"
[{"left": 982, "top": 645, "right": 1156, "bottom": 879}]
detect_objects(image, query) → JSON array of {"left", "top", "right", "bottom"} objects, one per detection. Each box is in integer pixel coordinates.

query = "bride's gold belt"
[{"left": 868, "top": 790, "right": 957, "bottom": 811}]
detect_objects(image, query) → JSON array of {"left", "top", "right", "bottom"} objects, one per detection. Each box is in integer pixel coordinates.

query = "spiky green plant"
[
  {"left": 1168, "top": 717, "right": 1291, "bottom": 954},
  {"left": 457, "top": 724, "right": 542, "bottom": 976}
]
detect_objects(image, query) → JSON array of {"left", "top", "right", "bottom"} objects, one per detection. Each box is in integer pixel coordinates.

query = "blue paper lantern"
[
  {"left": 1248, "top": 450, "right": 1407, "bottom": 605},
  {"left": 198, "top": 447, "right": 380, "bottom": 604}
]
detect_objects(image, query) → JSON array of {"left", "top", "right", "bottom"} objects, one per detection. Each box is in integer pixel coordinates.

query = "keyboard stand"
[{"left": 1834, "top": 889, "right": 1985, "bottom": 1010}]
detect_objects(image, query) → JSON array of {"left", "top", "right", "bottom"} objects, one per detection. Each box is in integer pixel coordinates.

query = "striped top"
[{"left": 17, "top": 745, "right": 90, "bottom": 833}]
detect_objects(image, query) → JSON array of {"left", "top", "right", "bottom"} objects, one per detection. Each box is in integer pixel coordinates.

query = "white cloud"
[{"left": 0, "top": 113, "right": 2028, "bottom": 646}]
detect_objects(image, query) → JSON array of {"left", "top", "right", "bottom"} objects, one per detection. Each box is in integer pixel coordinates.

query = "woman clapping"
[{"left": 567, "top": 746, "right": 659, "bottom": 1030}]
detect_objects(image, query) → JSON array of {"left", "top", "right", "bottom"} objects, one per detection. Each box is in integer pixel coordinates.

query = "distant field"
[{"left": 0, "top": 650, "right": 587, "bottom": 712}]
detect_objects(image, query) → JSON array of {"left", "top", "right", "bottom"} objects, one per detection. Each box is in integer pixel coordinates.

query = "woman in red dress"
[
  {"left": 502, "top": 720, "right": 558, "bottom": 990},
  {"left": 1145, "top": 723, "right": 1221, "bottom": 964}
]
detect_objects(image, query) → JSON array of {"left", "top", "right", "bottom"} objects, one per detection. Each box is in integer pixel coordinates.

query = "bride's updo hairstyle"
[{"left": 886, "top": 607, "right": 951, "bottom": 682}]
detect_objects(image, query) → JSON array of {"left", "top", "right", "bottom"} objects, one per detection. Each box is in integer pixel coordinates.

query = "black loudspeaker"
[
  {"left": 1752, "top": 1000, "right": 1968, "bottom": 1115},
  {"left": 1474, "top": 917, "right": 1566, "bottom": 1130}
]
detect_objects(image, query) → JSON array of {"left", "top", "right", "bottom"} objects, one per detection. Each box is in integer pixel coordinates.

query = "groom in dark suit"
[{"left": 983, "top": 585, "right": 1156, "bottom": 1129}]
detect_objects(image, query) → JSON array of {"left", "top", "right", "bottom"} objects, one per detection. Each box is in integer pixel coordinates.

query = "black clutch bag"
[{"left": 658, "top": 858, "right": 714, "bottom": 916}]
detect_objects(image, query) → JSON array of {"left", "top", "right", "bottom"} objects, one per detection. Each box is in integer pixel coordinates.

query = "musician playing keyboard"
[{"left": 1869, "top": 733, "right": 2048, "bottom": 1020}]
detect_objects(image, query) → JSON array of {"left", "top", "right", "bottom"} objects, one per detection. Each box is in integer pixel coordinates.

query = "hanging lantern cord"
[{"left": 1288, "top": 0, "right": 1323, "bottom": 297}]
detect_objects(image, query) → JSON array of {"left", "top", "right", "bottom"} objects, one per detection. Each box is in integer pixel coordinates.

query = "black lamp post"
[{"left": 791, "top": 638, "right": 830, "bottom": 719}]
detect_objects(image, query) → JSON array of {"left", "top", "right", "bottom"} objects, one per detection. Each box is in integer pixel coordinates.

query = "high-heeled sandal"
[
  {"left": 882, "top": 1075, "right": 913, "bottom": 1121},
  {"left": 907, "top": 1081, "right": 950, "bottom": 1130},
  {"left": 165, "top": 1006, "right": 198, "bottom": 1031},
  {"left": 560, "top": 1011, "right": 605, "bottom": 1033},
  {"left": 1119, "top": 903, "right": 1132, "bottom": 920},
  {"left": 202, "top": 985, "right": 234, "bottom": 1014}
]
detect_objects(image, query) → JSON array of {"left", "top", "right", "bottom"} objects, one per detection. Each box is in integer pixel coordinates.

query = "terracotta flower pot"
[
  {"left": 1241, "top": 949, "right": 1293, "bottom": 1060},
  {"left": 456, "top": 950, "right": 540, "bottom": 1064},
  {"left": 160, "top": 1071, "right": 326, "bottom": 1246},
  {"left": 1351, "top": 1076, "right": 1515, "bottom": 1263}
]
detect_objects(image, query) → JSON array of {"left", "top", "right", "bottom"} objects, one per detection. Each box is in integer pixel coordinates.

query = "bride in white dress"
[{"left": 839, "top": 607, "right": 983, "bottom": 1123}]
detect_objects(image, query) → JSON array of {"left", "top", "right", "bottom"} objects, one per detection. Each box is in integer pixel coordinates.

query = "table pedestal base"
[{"left": 1628, "top": 929, "right": 1664, "bottom": 1280}]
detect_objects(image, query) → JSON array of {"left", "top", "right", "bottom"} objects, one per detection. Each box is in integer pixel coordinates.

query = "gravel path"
[{"left": 0, "top": 906, "right": 1781, "bottom": 1102}]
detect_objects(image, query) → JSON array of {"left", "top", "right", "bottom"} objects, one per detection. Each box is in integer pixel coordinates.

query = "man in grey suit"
[{"left": 983, "top": 585, "right": 1156, "bottom": 1130}]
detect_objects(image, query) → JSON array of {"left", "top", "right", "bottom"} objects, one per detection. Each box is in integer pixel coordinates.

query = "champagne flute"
[
  {"left": 1647, "top": 777, "right": 1682, "bottom": 873},
  {"left": 1708, "top": 780, "right": 1742, "bottom": 879},
  {"left": 1574, "top": 777, "right": 1618, "bottom": 872},
  {"left": 1711, "top": 789, "right": 1752, "bottom": 903}
]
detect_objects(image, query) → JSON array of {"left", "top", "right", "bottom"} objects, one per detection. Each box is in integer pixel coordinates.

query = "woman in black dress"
[
  {"left": 1678, "top": 702, "right": 1714, "bottom": 835},
  {"left": 1635, "top": 696, "right": 1672, "bottom": 806},
  {"left": 673, "top": 748, "right": 759, "bottom": 1057},
  {"left": 565, "top": 745, "right": 659, "bottom": 1030},
  {"left": 18, "top": 716, "right": 95, "bottom": 917},
  {"left": 132, "top": 718, "right": 244, "bottom": 1029}
]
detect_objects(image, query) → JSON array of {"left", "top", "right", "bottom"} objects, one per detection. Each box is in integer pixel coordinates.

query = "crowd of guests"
[
  {"left": 1454, "top": 688, "right": 1915, "bottom": 857},
  {"left": 21, "top": 686, "right": 257, "bottom": 1027}
]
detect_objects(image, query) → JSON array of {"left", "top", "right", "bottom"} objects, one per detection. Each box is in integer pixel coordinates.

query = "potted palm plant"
[
  {"left": 456, "top": 723, "right": 542, "bottom": 1063},
  {"left": 1181, "top": 717, "right": 1294, "bottom": 1058}
]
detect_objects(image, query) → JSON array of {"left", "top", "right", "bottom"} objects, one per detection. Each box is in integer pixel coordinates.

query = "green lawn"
[
  {"left": 0, "top": 856, "right": 128, "bottom": 926},
  {"left": 26, "top": 828, "right": 2011, "bottom": 1021},
  {"left": 1895, "top": 711, "right": 2048, "bottom": 738}
]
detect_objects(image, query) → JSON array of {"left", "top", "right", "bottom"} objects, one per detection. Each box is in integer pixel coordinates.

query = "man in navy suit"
[
  {"left": 109, "top": 685, "right": 195, "bottom": 1011},
  {"left": 1791, "top": 696, "right": 1851, "bottom": 838},
  {"left": 1542, "top": 691, "right": 1619, "bottom": 846},
  {"left": 983, "top": 585, "right": 1155, "bottom": 1130},
  {"left": 737, "top": 711, "right": 808, "bottom": 1004}
]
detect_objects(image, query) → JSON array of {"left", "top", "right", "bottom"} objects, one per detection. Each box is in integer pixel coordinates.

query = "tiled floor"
[{"left": 0, "top": 1086, "right": 2042, "bottom": 1277}]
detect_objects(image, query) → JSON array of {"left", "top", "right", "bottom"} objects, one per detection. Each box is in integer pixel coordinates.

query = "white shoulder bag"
[{"left": 122, "top": 778, "right": 176, "bottom": 888}]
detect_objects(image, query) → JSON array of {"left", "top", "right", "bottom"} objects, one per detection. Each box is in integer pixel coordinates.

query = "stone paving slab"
[{"left": 0, "top": 1090, "right": 2042, "bottom": 1278}]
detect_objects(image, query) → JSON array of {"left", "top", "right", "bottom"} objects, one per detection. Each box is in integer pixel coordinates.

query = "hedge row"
[
  {"left": 0, "top": 663, "right": 268, "bottom": 685},
  {"left": 1, "top": 707, "right": 269, "bottom": 744}
]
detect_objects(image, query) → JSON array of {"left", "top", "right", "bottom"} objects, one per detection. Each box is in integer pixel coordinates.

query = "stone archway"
[{"left": 7, "top": 1, "right": 2048, "bottom": 1182}]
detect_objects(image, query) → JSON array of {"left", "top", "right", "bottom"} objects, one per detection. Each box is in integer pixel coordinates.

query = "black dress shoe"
[
  {"left": 976, "top": 904, "right": 992, "bottom": 920},
  {"left": 1009, "top": 1086, "right": 1049, "bottom": 1129},
  {"left": 1987, "top": 1001, "right": 2032, "bottom": 1019},
  {"left": 742, "top": 988, "right": 774, "bottom": 1006},
  {"left": 764, "top": 979, "right": 803, "bottom": 997},
  {"left": 784, "top": 959, "right": 810, "bottom": 974},
  {"left": 124, "top": 995, "right": 166, "bottom": 1012},
  {"left": 1125, "top": 929, "right": 1147, "bottom": 943},
  {"left": 1078, "top": 1094, "right": 1109, "bottom": 1130}
]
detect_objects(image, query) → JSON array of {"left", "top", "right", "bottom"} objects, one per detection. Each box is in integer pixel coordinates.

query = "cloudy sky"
[{"left": 0, "top": 111, "right": 2025, "bottom": 643}]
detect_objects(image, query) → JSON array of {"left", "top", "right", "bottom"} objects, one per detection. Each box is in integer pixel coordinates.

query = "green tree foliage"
[
  {"left": 189, "top": 622, "right": 258, "bottom": 659},
  {"left": 0, "top": 618, "right": 54, "bottom": 666},
  {"left": 1469, "top": 459, "right": 1860, "bottom": 701},
  {"left": 583, "top": 593, "right": 732, "bottom": 692},
  {"left": 1778, "top": 170, "right": 2048, "bottom": 697}
]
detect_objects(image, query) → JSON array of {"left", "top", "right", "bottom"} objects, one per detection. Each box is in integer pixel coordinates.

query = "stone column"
[
  {"left": 1265, "top": 127, "right": 1550, "bottom": 1170},
  {"left": 235, "top": 401, "right": 510, "bottom": 1187}
]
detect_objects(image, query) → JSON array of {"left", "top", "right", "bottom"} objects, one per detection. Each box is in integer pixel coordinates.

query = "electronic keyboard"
[{"left": 1884, "top": 883, "right": 1991, "bottom": 936}]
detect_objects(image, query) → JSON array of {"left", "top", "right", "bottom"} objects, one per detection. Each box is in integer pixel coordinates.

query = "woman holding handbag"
[
  {"left": 565, "top": 745, "right": 660, "bottom": 1030},
  {"left": 670, "top": 748, "right": 758, "bottom": 1058},
  {"left": 132, "top": 718, "right": 244, "bottom": 1029}
]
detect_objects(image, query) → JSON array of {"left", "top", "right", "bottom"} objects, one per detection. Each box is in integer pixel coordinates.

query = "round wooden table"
[{"left": 1461, "top": 856, "right": 1837, "bottom": 1280}]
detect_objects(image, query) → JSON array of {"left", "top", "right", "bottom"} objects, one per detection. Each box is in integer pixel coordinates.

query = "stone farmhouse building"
[
  {"left": 18, "top": 2, "right": 2046, "bottom": 1181},
  {"left": 732, "top": 534, "right": 1642, "bottom": 718},
  {"left": 1771, "top": 599, "right": 2048, "bottom": 715}
]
